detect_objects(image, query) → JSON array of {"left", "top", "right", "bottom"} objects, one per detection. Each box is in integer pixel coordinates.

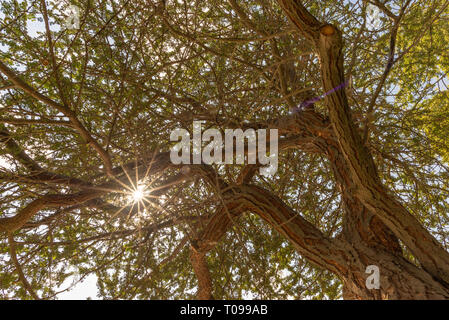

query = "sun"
[
  {"left": 132, "top": 185, "right": 145, "bottom": 202},
  {"left": 108, "top": 163, "right": 159, "bottom": 221}
]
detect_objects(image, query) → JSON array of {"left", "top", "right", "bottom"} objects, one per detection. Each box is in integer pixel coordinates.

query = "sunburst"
[
  {"left": 105, "top": 151, "right": 170, "bottom": 224},
  {"left": 132, "top": 184, "right": 146, "bottom": 202}
]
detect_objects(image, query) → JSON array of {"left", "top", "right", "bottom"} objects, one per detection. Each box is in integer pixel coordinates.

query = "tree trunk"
[{"left": 341, "top": 244, "right": 449, "bottom": 299}]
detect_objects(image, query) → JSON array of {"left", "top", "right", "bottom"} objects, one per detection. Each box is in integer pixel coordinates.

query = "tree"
[{"left": 1, "top": 0, "right": 449, "bottom": 300}]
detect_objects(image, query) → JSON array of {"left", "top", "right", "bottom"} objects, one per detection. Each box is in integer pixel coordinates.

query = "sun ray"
[
  {"left": 140, "top": 196, "right": 171, "bottom": 215},
  {"left": 107, "top": 200, "right": 135, "bottom": 224},
  {"left": 108, "top": 161, "right": 139, "bottom": 194}
]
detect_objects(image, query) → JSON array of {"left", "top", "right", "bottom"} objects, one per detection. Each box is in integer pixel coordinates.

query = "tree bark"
[{"left": 275, "top": 0, "right": 449, "bottom": 297}]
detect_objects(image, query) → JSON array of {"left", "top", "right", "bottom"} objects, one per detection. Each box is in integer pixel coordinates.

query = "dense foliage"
[{"left": 0, "top": 0, "right": 449, "bottom": 299}]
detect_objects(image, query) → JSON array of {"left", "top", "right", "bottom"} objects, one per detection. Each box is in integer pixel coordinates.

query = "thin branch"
[
  {"left": 8, "top": 234, "right": 41, "bottom": 300},
  {"left": 363, "top": 0, "right": 412, "bottom": 143},
  {"left": 0, "top": 117, "right": 73, "bottom": 127},
  {"left": 0, "top": 60, "right": 114, "bottom": 175}
]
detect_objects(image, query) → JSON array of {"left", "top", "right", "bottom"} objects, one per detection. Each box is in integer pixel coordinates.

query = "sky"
[{"left": 57, "top": 274, "right": 99, "bottom": 300}]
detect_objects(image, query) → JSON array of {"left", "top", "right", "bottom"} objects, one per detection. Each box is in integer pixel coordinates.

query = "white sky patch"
[
  {"left": 0, "top": 156, "right": 12, "bottom": 170},
  {"left": 26, "top": 1, "right": 66, "bottom": 38},
  {"left": 242, "top": 290, "right": 255, "bottom": 299},
  {"left": 26, "top": 15, "right": 47, "bottom": 38},
  {"left": 57, "top": 274, "right": 99, "bottom": 300}
]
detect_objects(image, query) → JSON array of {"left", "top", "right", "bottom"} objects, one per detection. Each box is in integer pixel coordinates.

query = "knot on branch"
[{"left": 320, "top": 24, "right": 336, "bottom": 36}]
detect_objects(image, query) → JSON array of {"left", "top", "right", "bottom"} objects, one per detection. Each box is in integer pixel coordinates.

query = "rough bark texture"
[
  {"left": 185, "top": 0, "right": 449, "bottom": 300},
  {"left": 2, "top": 0, "right": 449, "bottom": 300},
  {"left": 190, "top": 248, "right": 214, "bottom": 300},
  {"left": 276, "top": 0, "right": 449, "bottom": 298}
]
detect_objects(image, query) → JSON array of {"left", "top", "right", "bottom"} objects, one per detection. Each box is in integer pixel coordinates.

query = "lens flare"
[{"left": 132, "top": 185, "right": 145, "bottom": 202}]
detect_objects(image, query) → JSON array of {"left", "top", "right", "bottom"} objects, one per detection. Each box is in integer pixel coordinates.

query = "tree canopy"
[{"left": 1, "top": 0, "right": 449, "bottom": 300}]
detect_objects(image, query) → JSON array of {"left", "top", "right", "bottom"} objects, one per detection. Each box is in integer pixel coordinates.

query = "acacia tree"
[{"left": 1, "top": 0, "right": 449, "bottom": 300}]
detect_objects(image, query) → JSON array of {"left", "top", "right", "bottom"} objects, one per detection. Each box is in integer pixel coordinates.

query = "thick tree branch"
[
  {"left": 0, "top": 152, "right": 174, "bottom": 233},
  {"left": 190, "top": 246, "right": 214, "bottom": 300},
  {"left": 0, "top": 126, "right": 42, "bottom": 172},
  {"left": 277, "top": 0, "right": 449, "bottom": 285},
  {"left": 277, "top": 0, "right": 321, "bottom": 43},
  {"left": 191, "top": 183, "right": 349, "bottom": 277},
  {"left": 239, "top": 184, "right": 347, "bottom": 274},
  {"left": 0, "top": 191, "right": 103, "bottom": 233}
]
